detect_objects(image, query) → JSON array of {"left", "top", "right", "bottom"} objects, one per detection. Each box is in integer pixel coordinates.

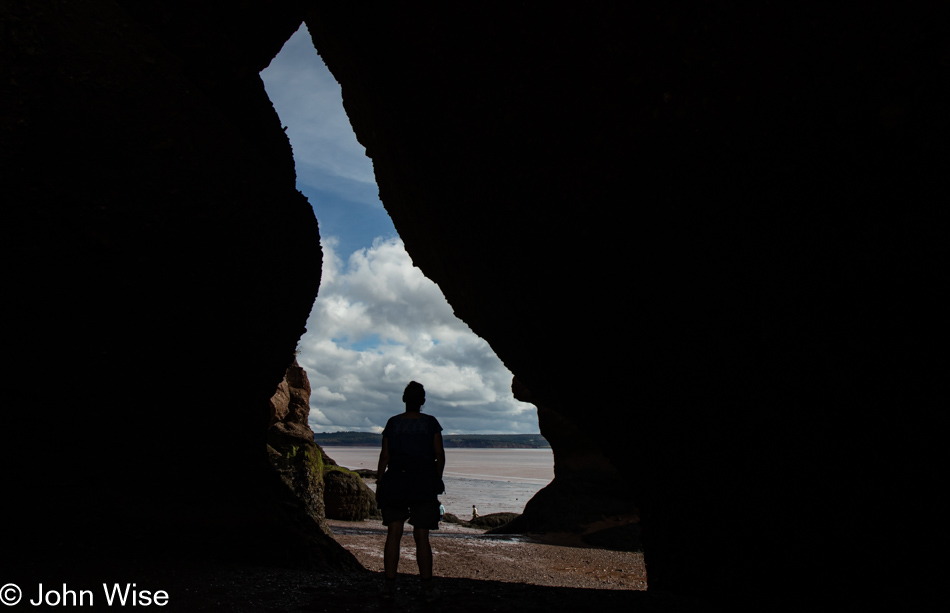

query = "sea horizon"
[{"left": 324, "top": 446, "right": 554, "bottom": 518}]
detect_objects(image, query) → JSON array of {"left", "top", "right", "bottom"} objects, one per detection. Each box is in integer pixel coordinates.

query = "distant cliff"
[{"left": 314, "top": 431, "right": 550, "bottom": 448}]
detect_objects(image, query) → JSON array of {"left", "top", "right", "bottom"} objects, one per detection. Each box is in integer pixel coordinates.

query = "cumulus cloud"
[
  {"left": 296, "top": 237, "right": 538, "bottom": 434},
  {"left": 263, "top": 25, "right": 537, "bottom": 435}
]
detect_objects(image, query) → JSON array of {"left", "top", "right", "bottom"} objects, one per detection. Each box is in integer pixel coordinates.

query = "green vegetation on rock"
[{"left": 283, "top": 443, "right": 324, "bottom": 482}]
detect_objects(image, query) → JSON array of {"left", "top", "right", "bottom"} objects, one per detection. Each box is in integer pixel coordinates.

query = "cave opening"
[
  {"left": 6, "top": 3, "right": 933, "bottom": 607},
  {"left": 260, "top": 25, "right": 554, "bottom": 520}
]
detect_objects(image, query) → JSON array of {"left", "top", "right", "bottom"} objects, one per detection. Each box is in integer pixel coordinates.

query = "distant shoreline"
[{"left": 314, "top": 431, "right": 550, "bottom": 449}]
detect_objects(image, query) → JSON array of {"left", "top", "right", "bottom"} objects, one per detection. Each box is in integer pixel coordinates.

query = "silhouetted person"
[{"left": 376, "top": 381, "right": 445, "bottom": 602}]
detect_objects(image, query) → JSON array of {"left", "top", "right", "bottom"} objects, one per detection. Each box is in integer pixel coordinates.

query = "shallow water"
[{"left": 324, "top": 446, "right": 554, "bottom": 518}]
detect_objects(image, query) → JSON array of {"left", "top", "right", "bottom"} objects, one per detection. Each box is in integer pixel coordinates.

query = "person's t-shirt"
[{"left": 382, "top": 413, "right": 443, "bottom": 466}]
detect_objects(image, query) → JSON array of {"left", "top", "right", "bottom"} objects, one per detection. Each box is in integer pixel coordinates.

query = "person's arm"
[
  {"left": 433, "top": 431, "right": 445, "bottom": 479},
  {"left": 377, "top": 436, "right": 390, "bottom": 481}
]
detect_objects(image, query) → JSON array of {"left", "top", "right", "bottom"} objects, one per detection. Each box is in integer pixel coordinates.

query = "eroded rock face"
[{"left": 269, "top": 359, "right": 320, "bottom": 448}]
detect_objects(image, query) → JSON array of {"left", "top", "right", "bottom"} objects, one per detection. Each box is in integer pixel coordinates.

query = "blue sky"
[{"left": 260, "top": 24, "right": 538, "bottom": 435}]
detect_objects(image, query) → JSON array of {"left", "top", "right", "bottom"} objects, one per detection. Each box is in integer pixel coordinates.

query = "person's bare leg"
[
  {"left": 413, "top": 527, "right": 432, "bottom": 580},
  {"left": 384, "top": 521, "right": 405, "bottom": 579}
]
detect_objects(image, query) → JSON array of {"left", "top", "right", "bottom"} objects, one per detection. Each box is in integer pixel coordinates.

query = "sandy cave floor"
[
  {"left": 156, "top": 520, "right": 711, "bottom": 612},
  {"left": 326, "top": 519, "right": 647, "bottom": 592}
]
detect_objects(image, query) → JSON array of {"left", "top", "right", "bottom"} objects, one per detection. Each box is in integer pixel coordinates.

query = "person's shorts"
[{"left": 381, "top": 498, "right": 440, "bottom": 530}]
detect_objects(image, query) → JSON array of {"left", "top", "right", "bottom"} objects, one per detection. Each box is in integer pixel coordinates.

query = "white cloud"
[
  {"left": 310, "top": 386, "right": 347, "bottom": 403},
  {"left": 307, "top": 407, "right": 332, "bottom": 428},
  {"left": 296, "top": 237, "right": 539, "bottom": 434},
  {"left": 263, "top": 25, "right": 537, "bottom": 435},
  {"left": 262, "top": 25, "right": 379, "bottom": 197}
]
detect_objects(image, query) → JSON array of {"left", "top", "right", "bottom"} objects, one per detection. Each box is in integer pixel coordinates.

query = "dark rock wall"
[
  {"left": 2, "top": 0, "right": 342, "bottom": 569},
  {"left": 306, "top": 3, "right": 946, "bottom": 607}
]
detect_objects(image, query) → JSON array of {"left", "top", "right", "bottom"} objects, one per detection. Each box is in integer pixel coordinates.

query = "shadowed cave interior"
[{"left": 3, "top": 2, "right": 944, "bottom": 610}]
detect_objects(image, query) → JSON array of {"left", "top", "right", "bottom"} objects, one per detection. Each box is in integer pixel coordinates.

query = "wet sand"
[{"left": 327, "top": 519, "right": 648, "bottom": 591}]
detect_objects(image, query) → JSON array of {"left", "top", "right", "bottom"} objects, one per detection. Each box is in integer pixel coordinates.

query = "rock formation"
[
  {"left": 443, "top": 512, "right": 520, "bottom": 531},
  {"left": 491, "top": 379, "right": 640, "bottom": 549},
  {"left": 3, "top": 1, "right": 943, "bottom": 609},
  {"left": 323, "top": 469, "right": 381, "bottom": 522},
  {"left": 269, "top": 359, "right": 319, "bottom": 444},
  {"left": 267, "top": 358, "right": 379, "bottom": 523},
  {"left": 266, "top": 358, "right": 330, "bottom": 532},
  {"left": 470, "top": 513, "right": 521, "bottom": 531}
]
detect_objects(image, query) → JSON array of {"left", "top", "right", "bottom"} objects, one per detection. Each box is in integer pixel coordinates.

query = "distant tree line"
[
  {"left": 313, "top": 431, "right": 550, "bottom": 448},
  {"left": 440, "top": 434, "right": 550, "bottom": 448}
]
